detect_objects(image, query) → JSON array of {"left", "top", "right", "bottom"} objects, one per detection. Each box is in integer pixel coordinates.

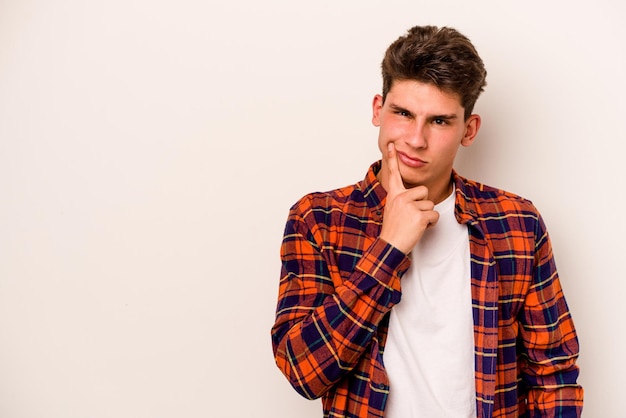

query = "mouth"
[{"left": 397, "top": 151, "right": 426, "bottom": 168}]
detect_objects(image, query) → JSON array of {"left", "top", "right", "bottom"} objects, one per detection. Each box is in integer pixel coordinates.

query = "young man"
[{"left": 271, "top": 25, "right": 583, "bottom": 417}]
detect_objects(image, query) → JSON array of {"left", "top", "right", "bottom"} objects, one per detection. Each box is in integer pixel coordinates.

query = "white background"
[{"left": 1, "top": 1, "right": 624, "bottom": 417}]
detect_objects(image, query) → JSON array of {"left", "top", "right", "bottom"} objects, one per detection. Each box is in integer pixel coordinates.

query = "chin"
[
  {"left": 399, "top": 172, "right": 426, "bottom": 189},
  {"left": 401, "top": 179, "right": 424, "bottom": 189}
]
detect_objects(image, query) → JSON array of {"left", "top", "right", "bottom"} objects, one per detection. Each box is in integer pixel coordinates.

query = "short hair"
[{"left": 381, "top": 25, "right": 487, "bottom": 119}]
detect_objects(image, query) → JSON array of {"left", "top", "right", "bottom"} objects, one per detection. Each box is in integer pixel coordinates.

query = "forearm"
[
  {"left": 519, "top": 219, "right": 583, "bottom": 416},
  {"left": 271, "top": 238, "right": 408, "bottom": 399},
  {"left": 524, "top": 372, "right": 583, "bottom": 417},
  {"left": 519, "top": 305, "right": 583, "bottom": 416}
]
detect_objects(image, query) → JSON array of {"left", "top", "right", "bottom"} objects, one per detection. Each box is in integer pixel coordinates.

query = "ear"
[
  {"left": 372, "top": 94, "right": 383, "bottom": 127},
  {"left": 461, "top": 114, "right": 481, "bottom": 147}
]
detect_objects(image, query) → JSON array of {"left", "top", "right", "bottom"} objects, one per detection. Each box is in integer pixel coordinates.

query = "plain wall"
[{"left": 1, "top": 0, "right": 624, "bottom": 416}]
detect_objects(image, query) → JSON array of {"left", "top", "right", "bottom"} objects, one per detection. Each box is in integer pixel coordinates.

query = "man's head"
[
  {"left": 381, "top": 25, "right": 487, "bottom": 120},
  {"left": 373, "top": 26, "right": 487, "bottom": 203}
]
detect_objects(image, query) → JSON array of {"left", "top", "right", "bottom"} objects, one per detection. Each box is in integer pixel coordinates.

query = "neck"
[{"left": 431, "top": 180, "right": 454, "bottom": 205}]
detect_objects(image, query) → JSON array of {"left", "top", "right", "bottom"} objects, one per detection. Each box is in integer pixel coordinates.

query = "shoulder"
[
  {"left": 289, "top": 161, "right": 385, "bottom": 217},
  {"left": 289, "top": 182, "right": 364, "bottom": 219},
  {"left": 455, "top": 175, "right": 542, "bottom": 227}
]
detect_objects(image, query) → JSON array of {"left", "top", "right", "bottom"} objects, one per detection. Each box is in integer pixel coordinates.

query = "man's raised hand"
[{"left": 379, "top": 143, "right": 439, "bottom": 254}]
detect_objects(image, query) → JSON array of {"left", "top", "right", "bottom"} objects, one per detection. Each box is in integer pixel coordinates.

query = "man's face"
[{"left": 372, "top": 79, "right": 480, "bottom": 203}]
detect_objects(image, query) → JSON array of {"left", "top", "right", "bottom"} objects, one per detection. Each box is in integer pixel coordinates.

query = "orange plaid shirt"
[{"left": 271, "top": 161, "right": 583, "bottom": 417}]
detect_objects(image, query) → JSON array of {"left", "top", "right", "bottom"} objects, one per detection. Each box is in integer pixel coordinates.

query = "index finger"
[{"left": 386, "top": 143, "right": 406, "bottom": 193}]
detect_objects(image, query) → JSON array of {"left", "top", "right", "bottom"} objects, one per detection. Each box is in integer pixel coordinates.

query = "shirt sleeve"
[
  {"left": 518, "top": 214, "right": 584, "bottom": 416},
  {"left": 270, "top": 198, "right": 410, "bottom": 400}
]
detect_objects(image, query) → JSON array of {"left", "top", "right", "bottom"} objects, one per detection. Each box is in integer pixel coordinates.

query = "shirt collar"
[
  {"left": 358, "top": 161, "right": 387, "bottom": 220},
  {"left": 453, "top": 170, "right": 481, "bottom": 224},
  {"left": 359, "top": 161, "right": 482, "bottom": 224}
]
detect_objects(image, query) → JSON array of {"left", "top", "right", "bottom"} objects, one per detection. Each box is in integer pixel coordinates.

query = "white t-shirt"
[{"left": 383, "top": 187, "right": 476, "bottom": 417}]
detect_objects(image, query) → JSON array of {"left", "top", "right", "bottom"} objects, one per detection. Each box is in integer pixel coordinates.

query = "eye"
[
  {"left": 395, "top": 110, "right": 410, "bottom": 117},
  {"left": 433, "top": 118, "right": 448, "bottom": 125}
]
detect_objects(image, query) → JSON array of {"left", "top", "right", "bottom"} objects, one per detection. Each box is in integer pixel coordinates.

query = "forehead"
[{"left": 387, "top": 79, "right": 464, "bottom": 111}]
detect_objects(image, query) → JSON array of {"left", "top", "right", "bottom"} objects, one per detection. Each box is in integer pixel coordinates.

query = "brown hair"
[{"left": 381, "top": 25, "right": 487, "bottom": 119}]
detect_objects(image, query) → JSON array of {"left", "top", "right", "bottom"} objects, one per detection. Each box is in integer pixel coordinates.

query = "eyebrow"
[
  {"left": 430, "top": 114, "right": 458, "bottom": 121},
  {"left": 389, "top": 104, "right": 414, "bottom": 117},
  {"left": 388, "top": 103, "right": 458, "bottom": 121}
]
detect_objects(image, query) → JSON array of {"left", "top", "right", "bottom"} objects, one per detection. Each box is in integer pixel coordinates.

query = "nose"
[{"left": 404, "top": 123, "right": 427, "bottom": 149}]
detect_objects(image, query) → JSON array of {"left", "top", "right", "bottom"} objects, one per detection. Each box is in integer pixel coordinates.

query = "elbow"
[
  {"left": 272, "top": 336, "right": 329, "bottom": 400},
  {"left": 273, "top": 346, "right": 327, "bottom": 400}
]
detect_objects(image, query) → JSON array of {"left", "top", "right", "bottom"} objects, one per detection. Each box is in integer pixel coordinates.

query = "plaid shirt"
[{"left": 271, "top": 161, "right": 583, "bottom": 417}]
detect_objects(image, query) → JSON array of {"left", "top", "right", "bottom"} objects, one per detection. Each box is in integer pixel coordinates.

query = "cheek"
[
  {"left": 376, "top": 119, "right": 406, "bottom": 153},
  {"left": 377, "top": 125, "right": 391, "bottom": 144},
  {"left": 377, "top": 133, "right": 387, "bottom": 155},
  {"left": 378, "top": 122, "right": 401, "bottom": 142},
  {"left": 439, "top": 141, "right": 463, "bottom": 162}
]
